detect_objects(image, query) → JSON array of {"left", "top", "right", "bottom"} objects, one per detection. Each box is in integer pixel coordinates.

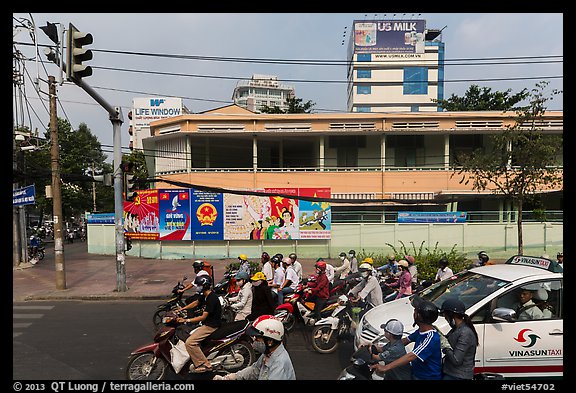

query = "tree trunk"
[{"left": 517, "top": 199, "right": 524, "bottom": 255}]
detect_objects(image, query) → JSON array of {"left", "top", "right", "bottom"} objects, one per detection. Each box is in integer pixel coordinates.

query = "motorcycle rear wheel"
[
  {"left": 125, "top": 352, "right": 168, "bottom": 380},
  {"left": 311, "top": 325, "right": 339, "bottom": 354},
  {"left": 219, "top": 341, "right": 256, "bottom": 373}
]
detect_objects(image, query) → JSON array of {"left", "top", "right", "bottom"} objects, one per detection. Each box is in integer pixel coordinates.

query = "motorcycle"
[
  {"left": 28, "top": 244, "right": 45, "bottom": 264},
  {"left": 152, "top": 276, "right": 190, "bottom": 329},
  {"left": 337, "top": 333, "right": 386, "bottom": 380},
  {"left": 311, "top": 294, "right": 363, "bottom": 354},
  {"left": 213, "top": 268, "right": 240, "bottom": 296},
  {"left": 274, "top": 283, "right": 340, "bottom": 332},
  {"left": 126, "top": 311, "right": 256, "bottom": 380}
]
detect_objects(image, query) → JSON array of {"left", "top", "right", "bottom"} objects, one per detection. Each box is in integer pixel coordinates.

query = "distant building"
[
  {"left": 232, "top": 74, "right": 296, "bottom": 113},
  {"left": 347, "top": 19, "right": 445, "bottom": 113}
]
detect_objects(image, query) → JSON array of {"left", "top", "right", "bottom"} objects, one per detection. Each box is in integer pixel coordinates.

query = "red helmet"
[{"left": 314, "top": 261, "right": 327, "bottom": 271}]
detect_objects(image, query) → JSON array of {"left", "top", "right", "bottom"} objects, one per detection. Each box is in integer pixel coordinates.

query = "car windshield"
[{"left": 418, "top": 271, "right": 510, "bottom": 310}]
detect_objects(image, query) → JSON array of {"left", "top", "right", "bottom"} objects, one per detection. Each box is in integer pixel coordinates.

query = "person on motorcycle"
[
  {"left": 29, "top": 235, "right": 41, "bottom": 262},
  {"left": 304, "top": 261, "right": 330, "bottom": 320},
  {"left": 248, "top": 271, "right": 276, "bottom": 321},
  {"left": 348, "top": 262, "right": 383, "bottom": 308},
  {"left": 212, "top": 315, "right": 296, "bottom": 380},
  {"left": 288, "top": 252, "right": 303, "bottom": 282},
  {"left": 369, "top": 319, "right": 412, "bottom": 380},
  {"left": 556, "top": 251, "right": 563, "bottom": 265},
  {"left": 269, "top": 254, "right": 285, "bottom": 301},
  {"left": 434, "top": 258, "right": 454, "bottom": 282},
  {"left": 471, "top": 251, "right": 490, "bottom": 268},
  {"left": 238, "top": 254, "right": 251, "bottom": 275},
  {"left": 261, "top": 252, "right": 274, "bottom": 281},
  {"left": 348, "top": 249, "right": 359, "bottom": 274},
  {"left": 177, "top": 275, "right": 222, "bottom": 373},
  {"left": 385, "top": 260, "right": 413, "bottom": 300},
  {"left": 277, "top": 256, "right": 299, "bottom": 305},
  {"left": 370, "top": 296, "right": 442, "bottom": 380},
  {"left": 381, "top": 253, "right": 399, "bottom": 277},
  {"left": 228, "top": 271, "right": 253, "bottom": 321}
]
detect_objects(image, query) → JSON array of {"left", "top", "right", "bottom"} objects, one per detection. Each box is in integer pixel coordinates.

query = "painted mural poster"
[
  {"left": 158, "top": 189, "right": 192, "bottom": 240},
  {"left": 191, "top": 189, "right": 224, "bottom": 240},
  {"left": 123, "top": 189, "right": 160, "bottom": 240},
  {"left": 298, "top": 188, "right": 331, "bottom": 239},
  {"left": 265, "top": 188, "right": 300, "bottom": 240}
]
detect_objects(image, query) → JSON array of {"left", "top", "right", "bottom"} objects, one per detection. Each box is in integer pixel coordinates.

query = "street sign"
[{"left": 13, "top": 185, "right": 36, "bottom": 206}]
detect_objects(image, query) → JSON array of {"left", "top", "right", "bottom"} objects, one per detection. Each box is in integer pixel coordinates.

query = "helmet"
[
  {"left": 314, "top": 261, "right": 327, "bottom": 271},
  {"left": 411, "top": 296, "right": 439, "bottom": 324},
  {"left": 387, "top": 253, "right": 396, "bottom": 261},
  {"left": 289, "top": 253, "right": 297, "bottom": 260},
  {"left": 261, "top": 252, "right": 270, "bottom": 262},
  {"left": 235, "top": 271, "right": 250, "bottom": 281},
  {"left": 339, "top": 252, "right": 347, "bottom": 257},
  {"left": 251, "top": 271, "right": 266, "bottom": 281},
  {"left": 440, "top": 298, "right": 466, "bottom": 316},
  {"left": 557, "top": 252, "right": 563, "bottom": 257},
  {"left": 271, "top": 255, "right": 282, "bottom": 265},
  {"left": 439, "top": 257, "right": 449, "bottom": 266},
  {"left": 381, "top": 319, "right": 404, "bottom": 336},
  {"left": 405, "top": 255, "right": 415, "bottom": 264},
  {"left": 349, "top": 249, "right": 356, "bottom": 256},
  {"left": 361, "top": 257, "right": 374, "bottom": 265},
  {"left": 359, "top": 263, "right": 372, "bottom": 272},
  {"left": 478, "top": 251, "right": 489, "bottom": 263},
  {"left": 398, "top": 260, "right": 409, "bottom": 269},
  {"left": 247, "top": 315, "right": 284, "bottom": 342},
  {"left": 238, "top": 254, "right": 248, "bottom": 261},
  {"left": 282, "top": 256, "right": 292, "bottom": 265},
  {"left": 192, "top": 260, "right": 204, "bottom": 270},
  {"left": 194, "top": 275, "right": 212, "bottom": 290}
]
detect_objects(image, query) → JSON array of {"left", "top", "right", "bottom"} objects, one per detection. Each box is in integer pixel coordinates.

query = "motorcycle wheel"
[
  {"left": 38, "top": 249, "right": 45, "bottom": 260},
  {"left": 125, "top": 352, "right": 168, "bottom": 380},
  {"left": 274, "top": 310, "right": 296, "bottom": 332},
  {"left": 219, "top": 341, "right": 256, "bottom": 373},
  {"left": 311, "top": 325, "right": 339, "bottom": 354}
]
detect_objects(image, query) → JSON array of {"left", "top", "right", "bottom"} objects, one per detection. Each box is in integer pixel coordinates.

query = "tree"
[
  {"left": 453, "top": 82, "right": 563, "bottom": 255},
  {"left": 260, "top": 96, "right": 316, "bottom": 114},
  {"left": 433, "top": 84, "right": 529, "bottom": 111}
]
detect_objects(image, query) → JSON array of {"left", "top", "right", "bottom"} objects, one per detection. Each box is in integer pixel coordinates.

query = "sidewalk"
[{"left": 12, "top": 242, "right": 318, "bottom": 302}]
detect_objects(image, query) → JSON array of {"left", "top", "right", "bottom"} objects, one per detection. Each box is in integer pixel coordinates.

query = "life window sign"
[{"left": 13, "top": 185, "right": 35, "bottom": 206}]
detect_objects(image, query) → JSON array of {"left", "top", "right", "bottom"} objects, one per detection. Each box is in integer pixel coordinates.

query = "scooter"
[
  {"left": 274, "top": 283, "right": 340, "bottom": 332},
  {"left": 126, "top": 312, "right": 256, "bottom": 380},
  {"left": 152, "top": 276, "right": 190, "bottom": 329},
  {"left": 213, "top": 268, "right": 240, "bottom": 296}
]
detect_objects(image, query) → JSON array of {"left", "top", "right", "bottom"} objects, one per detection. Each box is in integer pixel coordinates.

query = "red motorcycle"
[{"left": 125, "top": 312, "right": 256, "bottom": 380}]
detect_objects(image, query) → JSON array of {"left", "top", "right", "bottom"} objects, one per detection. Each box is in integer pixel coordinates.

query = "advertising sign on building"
[
  {"left": 398, "top": 211, "right": 467, "bottom": 223},
  {"left": 132, "top": 97, "right": 183, "bottom": 128},
  {"left": 353, "top": 20, "right": 426, "bottom": 54},
  {"left": 123, "top": 188, "right": 331, "bottom": 240}
]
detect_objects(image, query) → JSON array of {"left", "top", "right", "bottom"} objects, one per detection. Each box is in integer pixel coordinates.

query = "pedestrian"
[
  {"left": 304, "top": 260, "right": 330, "bottom": 320},
  {"left": 261, "top": 252, "right": 274, "bottom": 281},
  {"left": 434, "top": 258, "right": 454, "bottom": 282},
  {"left": 212, "top": 315, "right": 296, "bottom": 380},
  {"left": 247, "top": 271, "right": 276, "bottom": 321},
  {"left": 370, "top": 296, "right": 443, "bottom": 380},
  {"left": 386, "top": 260, "right": 412, "bottom": 300},
  {"left": 348, "top": 249, "right": 359, "bottom": 274},
  {"left": 439, "top": 298, "right": 478, "bottom": 380},
  {"left": 289, "top": 252, "right": 303, "bottom": 282},
  {"left": 369, "top": 319, "right": 412, "bottom": 380},
  {"left": 277, "top": 257, "right": 299, "bottom": 305},
  {"left": 177, "top": 275, "right": 222, "bottom": 373},
  {"left": 348, "top": 262, "right": 383, "bottom": 309},
  {"left": 227, "top": 271, "right": 253, "bottom": 321}
]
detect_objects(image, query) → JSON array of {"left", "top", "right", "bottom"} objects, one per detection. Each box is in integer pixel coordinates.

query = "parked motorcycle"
[
  {"left": 152, "top": 276, "right": 190, "bottom": 329},
  {"left": 126, "top": 312, "right": 256, "bottom": 380},
  {"left": 311, "top": 294, "right": 364, "bottom": 354},
  {"left": 274, "top": 283, "right": 340, "bottom": 332},
  {"left": 28, "top": 244, "right": 45, "bottom": 264}
]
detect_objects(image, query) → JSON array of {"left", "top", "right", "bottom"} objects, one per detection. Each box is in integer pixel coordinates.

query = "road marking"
[
  {"left": 14, "top": 323, "right": 32, "bottom": 328},
  {"left": 13, "top": 314, "right": 44, "bottom": 319},
  {"left": 13, "top": 305, "right": 55, "bottom": 310}
]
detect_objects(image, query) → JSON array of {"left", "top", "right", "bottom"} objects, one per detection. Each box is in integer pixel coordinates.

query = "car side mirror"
[{"left": 492, "top": 307, "right": 517, "bottom": 322}]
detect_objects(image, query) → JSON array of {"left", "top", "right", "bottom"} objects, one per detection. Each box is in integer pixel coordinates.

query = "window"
[
  {"left": 357, "top": 69, "right": 371, "bottom": 78},
  {"left": 410, "top": 105, "right": 419, "bottom": 112},
  {"left": 357, "top": 53, "right": 371, "bottom": 62},
  {"left": 494, "top": 280, "right": 562, "bottom": 321},
  {"left": 356, "top": 106, "right": 371, "bottom": 113},
  {"left": 404, "top": 67, "right": 428, "bottom": 95},
  {"left": 357, "top": 85, "right": 371, "bottom": 95}
]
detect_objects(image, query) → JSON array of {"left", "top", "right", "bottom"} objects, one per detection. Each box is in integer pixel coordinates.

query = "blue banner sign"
[
  {"left": 398, "top": 211, "right": 467, "bottom": 223},
  {"left": 86, "top": 213, "right": 115, "bottom": 224},
  {"left": 13, "top": 185, "right": 36, "bottom": 206}
]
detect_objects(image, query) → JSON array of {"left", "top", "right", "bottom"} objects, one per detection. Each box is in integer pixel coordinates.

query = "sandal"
[{"left": 191, "top": 365, "right": 213, "bottom": 373}]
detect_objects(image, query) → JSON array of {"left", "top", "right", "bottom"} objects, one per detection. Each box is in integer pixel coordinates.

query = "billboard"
[
  {"left": 132, "top": 97, "right": 184, "bottom": 128},
  {"left": 353, "top": 20, "right": 426, "bottom": 54},
  {"left": 397, "top": 211, "right": 467, "bottom": 223},
  {"left": 124, "top": 188, "right": 331, "bottom": 240}
]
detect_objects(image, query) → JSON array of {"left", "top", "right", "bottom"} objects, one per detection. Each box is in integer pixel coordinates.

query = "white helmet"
[
  {"left": 358, "top": 263, "right": 372, "bottom": 271},
  {"left": 247, "top": 315, "right": 284, "bottom": 342}
]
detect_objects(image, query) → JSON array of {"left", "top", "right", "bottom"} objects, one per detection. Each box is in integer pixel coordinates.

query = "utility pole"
[{"left": 49, "top": 75, "right": 66, "bottom": 289}]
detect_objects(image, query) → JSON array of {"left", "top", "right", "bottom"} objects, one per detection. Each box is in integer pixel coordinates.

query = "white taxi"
[{"left": 354, "top": 255, "right": 563, "bottom": 379}]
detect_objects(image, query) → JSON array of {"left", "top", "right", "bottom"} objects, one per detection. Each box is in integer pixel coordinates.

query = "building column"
[
  {"left": 205, "top": 137, "right": 210, "bottom": 169},
  {"left": 444, "top": 134, "right": 450, "bottom": 169},
  {"left": 319, "top": 136, "right": 325, "bottom": 171}
]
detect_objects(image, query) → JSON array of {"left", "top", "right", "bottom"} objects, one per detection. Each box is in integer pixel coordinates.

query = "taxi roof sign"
[{"left": 505, "top": 255, "right": 563, "bottom": 273}]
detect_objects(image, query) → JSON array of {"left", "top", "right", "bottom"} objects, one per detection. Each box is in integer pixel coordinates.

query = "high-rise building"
[
  {"left": 347, "top": 19, "right": 445, "bottom": 113},
  {"left": 232, "top": 74, "right": 295, "bottom": 113}
]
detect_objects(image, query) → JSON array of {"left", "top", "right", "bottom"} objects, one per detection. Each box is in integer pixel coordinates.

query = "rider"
[
  {"left": 277, "top": 256, "right": 299, "bottom": 305},
  {"left": 471, "top": 251, "right": 490, "bottom": 268},
  {"left": 288, "top": 252, "right": 303, "bottom": 282},
  {"left": 348, "top": 262, "right": 383, "bottom": 309},
  {"left": 238, "top": 254, "right": 251, "bottom": 275},
  {"left": 178, "top": 275, "right": 222, "bottom": 373},
  {"left": 213, "top": 315, "right": 296, "bottom": 380},
  {"left": 247, "top": 271, "right": 276, "bottom": 321},
  {"left": 177, "top": 260, "right": 210, "bottom": 314},
  {"left": 386, "top": 260, "right": 413, "bottom": 300},
  {"left": 261, "top": 252, "right": 274, "bottom": 281},
  {"left": 348, "top": 249, "right": 359, "bottom": 274},
  {"left": 228, "top": 271, "right": 253, "bottom": 321},
  {"left": 369, "top": 319, "right": 412, "bottom": 380},
  {"left": 304, "top": 260, "right": 330, "bottom": 320},
  {"left": 29, "top": 235, "right": 41, "bottom": 257}
]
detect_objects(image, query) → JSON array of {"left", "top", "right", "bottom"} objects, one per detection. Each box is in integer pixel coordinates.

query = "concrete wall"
[{"left": 87, "top": 222, "right": 563, "bottom": 261}]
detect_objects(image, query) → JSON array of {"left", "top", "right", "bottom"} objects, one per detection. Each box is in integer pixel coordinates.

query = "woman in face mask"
[
  {"left": 212, "top": 315, "right": 296, "bottom": 380},
  {"left": 439, "top": 298, "right": 478, "bottom": 380}
]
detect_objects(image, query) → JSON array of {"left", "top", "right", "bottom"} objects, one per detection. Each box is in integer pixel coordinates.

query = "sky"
[{"left": 13, "top": 13, "right": 563, "bottom": 160}]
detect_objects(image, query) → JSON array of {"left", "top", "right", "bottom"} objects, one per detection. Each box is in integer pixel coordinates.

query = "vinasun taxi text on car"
[{"left": 354, "top": 255, "right": 563, "bottom": 379}]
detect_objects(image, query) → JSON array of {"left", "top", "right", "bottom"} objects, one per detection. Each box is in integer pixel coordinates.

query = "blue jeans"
[{"left": 277, "top": 287, "right": 294, "bottom": 305}]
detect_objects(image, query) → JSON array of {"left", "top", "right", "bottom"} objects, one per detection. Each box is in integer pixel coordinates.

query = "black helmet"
[
  {"left": 271, "top": 255, "right": 282, "bottom": 265},
  {"left": 349, "top": 249, "right": 356, "bottom": 255},
  {"left": 440, "top": 298, "right": 466, "bottom": 316},
  {"left": 411, "top": 296, "right": 439, "bottom": 325},
  {"left": 289, "top": 252, "right": 297, "bottom": 260},
  {"left": 194, "top": 275, "right": 212, "bottom": 290},
  {"left": 192, "top": 259, "right": 205, "bottom": 270},
  {"left": 438, "top": 257, "right": 449, "bottom": 267},
  {"left": 478, "top": 251, "right": 489, "bottom": 263}
]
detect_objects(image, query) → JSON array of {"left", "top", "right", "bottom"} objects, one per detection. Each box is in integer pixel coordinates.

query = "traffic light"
[
  {"left": 66, "top": 23, "right": 93, "bottom": 82},
  {"left": 121, "top": 162, "right": 138, "bottom": 202}
]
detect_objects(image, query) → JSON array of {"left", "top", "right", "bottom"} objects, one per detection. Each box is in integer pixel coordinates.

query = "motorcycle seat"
[{"left": 206, "top": 320, "right": 250, "bottom": 340}]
